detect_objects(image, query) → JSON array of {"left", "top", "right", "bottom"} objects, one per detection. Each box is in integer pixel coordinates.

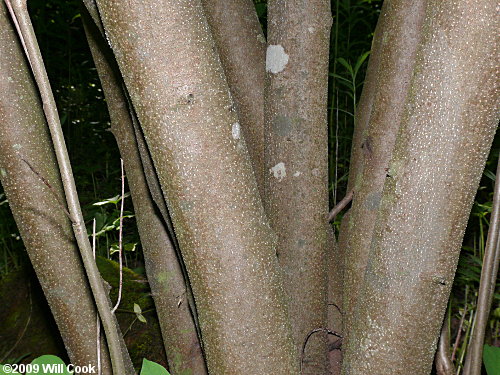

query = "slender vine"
[{"left": 3, "top": 1, "right": 129, "bottom": 373}]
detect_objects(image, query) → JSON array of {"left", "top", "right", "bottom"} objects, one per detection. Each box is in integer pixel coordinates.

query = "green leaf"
[
  {"left": 484, "top": 344, "right": 500, "bottom": 375},
  {"left": 112, "top": 214, "right": 135, "bottom": 226},
  {"left": 124, "top": 242, "right": 137, "bottom": 252},
  {"left": 336, "top": 57, "right": 354, "bottom": 76},
  {"left": 29, "top": 355, "right": 71, "bottom": 374},
  {"left": 93, "top": 194, "right": 120, "bottom": 206},
  {"left": 137, "top": 314, "right": 147, "bottom": 323},
  {"left": 93, "top": 192, "right": 130, "bottom": 206},
  {"left": 140, "top": 358, "right": 170, "bottom": 375},
  {"left": 0, "top": 364, "right": 20, "bottom": 374},
  {"left": 134, "top": 303, "right": 142, "bottom": 314},
  {"left": 484, "top": 168, "right": 496, "bottom": 181},
  {"left": 354, "top": 51, "right": 371, "bottom": 75},
  {"left": 110, "top": 242, "right": 137, "bottom": 255},
  {"left": 329, "top": 73, "right": 354, "bottom": 88}
]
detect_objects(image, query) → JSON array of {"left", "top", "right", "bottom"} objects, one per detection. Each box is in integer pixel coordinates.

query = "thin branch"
[
  {"left": 436, "top": 310, "right": 455, "bottom": 375},
  {"left": 463, "top": 157, "right": 500, "bottom": 375},
  {"left": 328, "top": 189, "right": 354, "bottom": 222},
  {"left": 111, "top": 159, "right": 125, "bottom": 314},
  {"left": 300, "top": 328, "right": 343, "bottom": 375},
  {"left": 3, "top": 1, "right": 129, "bottom": 373},
  {"left": 452, "top": 303, "right": 467, "bottom": 362},
  {"left": 3, "top": 0, "right": 29, "bottom": 66},
  {"left": 92, "top": 219, "right": 101, "bottom": 375}
]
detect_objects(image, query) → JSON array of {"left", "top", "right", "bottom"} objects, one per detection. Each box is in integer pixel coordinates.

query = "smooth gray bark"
[
  {"left": 83, "top": 14, "right": 207, "bottom": 374},
  {"left": 265, "top": 1, "right": 332, "bottom": 372},
  {"left": 344, "top": 5, "right": 386, "bottom": 193},
  {"left": 342, "top": 0, "right": 499, "bottom": 373},
  {"left": 95, "top": 0, "right": 298, "bottom": 373},
  {"left": 202, "top": 0, "right": 267, "bottom": 198},
  {"left": 342, "top": 0, "right": 427, "bottom": 336}
]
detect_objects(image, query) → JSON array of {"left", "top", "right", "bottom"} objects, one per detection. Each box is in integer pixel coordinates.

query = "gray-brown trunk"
[
  {"left": 82, "top": 14, "right": 208, "bottom": 374},
  {"left": 342, "top": 0, "right": 427, "bottom": 337},
  {"left": 265, "top": 1, "right": 333, "bottom": 372},
  {"left": 202, "top": 0, "right": 267, "bottom": 198},
  {"left": 342, "top": 0, "right": 499, "bottom": 373},
  {"left": 95, "top": 0, "right": 298, "bottom": 373}
]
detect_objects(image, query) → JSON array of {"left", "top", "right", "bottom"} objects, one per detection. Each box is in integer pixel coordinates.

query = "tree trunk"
[
  {"left": 265, "top": 0, "right": 332, "bottom": 372},
  {"left": 342, "top": 0, "right": 427, "bottom": 336},
  {"left": 94, "top": 0, "right": 298, "bottom": 373},
  {"left": 342, "top": 0, "right": 499, "bottom": 373},
  {"left": 0, "top": 3, "right": 111, "bottom": 372},
  {"left": 82, "top": 14, "right": 207, "bottom": 374},
  {"left": 327, "top": 219, "right": 345, "bottom": 375},
  {"left": 344, "top": 3, "right": 386, "bottom": 193},
  {"left": 202, "top": 0, "right": 267, "bottom": 197}
]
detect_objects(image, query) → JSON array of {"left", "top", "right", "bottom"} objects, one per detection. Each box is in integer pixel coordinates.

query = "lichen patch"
[
  {"left": 231, "top": 122, "right": 241, "bottom": 140},
  {"left": 266, "top": 45, "right": 289, "bottom": 74},
  {"left": 270, "top": 162, "right": 286, "bottom": 181}
]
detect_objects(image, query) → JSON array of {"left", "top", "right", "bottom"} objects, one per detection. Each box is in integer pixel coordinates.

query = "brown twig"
[
  {"left": 300, "top": 328, "right": 343, "bottom": 375},
  {"left": 328, "top": 189, "right": 354, "bottom": 222}
]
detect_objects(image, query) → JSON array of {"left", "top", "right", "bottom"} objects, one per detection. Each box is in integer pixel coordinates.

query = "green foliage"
[
  {"left": 86, "top": 192, "right": 139, "bottom": 261},
  {"left": 483, "top": 344, "right": 500, "bottom": 375},
  {"left": 96, "top": 256, "right": 151, "bottom": 312},
  {"left": 328, "top": 0, "right": 382, "bottom": 205},
  {"left": 134, "top": 303, "right": 148, "bottom": 324},
  {"left": 140, "top": 358, "right": 171, "bottom": 375}
]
